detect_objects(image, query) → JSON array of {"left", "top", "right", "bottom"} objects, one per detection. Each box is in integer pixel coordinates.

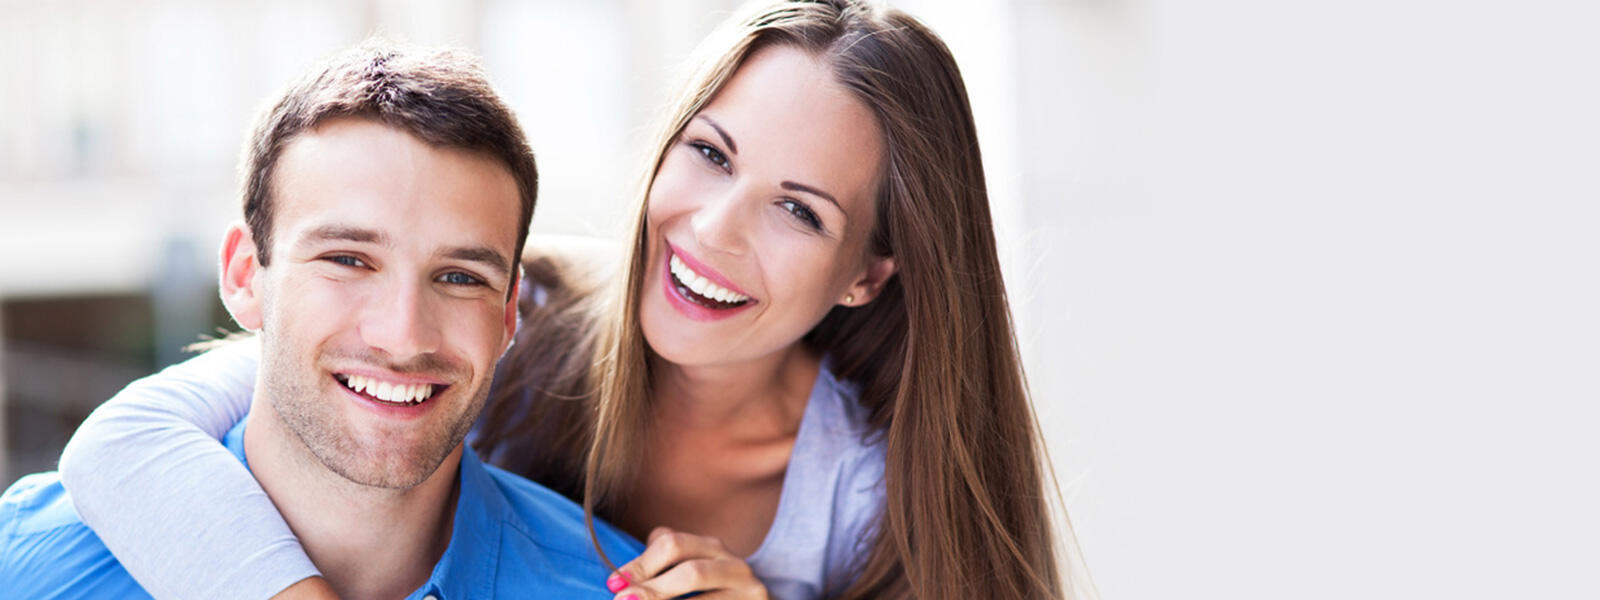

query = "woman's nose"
[{"left": 689, "top": 184, "right": 753, "bottom": 256}]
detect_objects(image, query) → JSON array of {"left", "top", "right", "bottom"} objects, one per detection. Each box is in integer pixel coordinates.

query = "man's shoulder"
[
  {"left": 1, "top": 472, "right": 151, "bottom": 598},
  {"left": 3, "top": 472, "right": 81, "bottom": 535},
  {"left": 476, "top": 462, "right": 644, "bottom": 565}
]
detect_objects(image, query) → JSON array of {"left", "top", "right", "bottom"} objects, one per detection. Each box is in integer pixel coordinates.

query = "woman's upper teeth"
[
  {"left": 342, "top": 374, "right": 433, "bottom": 404},
  {"left": 671, "top": 254, "right": 749, "bottom": 303}
]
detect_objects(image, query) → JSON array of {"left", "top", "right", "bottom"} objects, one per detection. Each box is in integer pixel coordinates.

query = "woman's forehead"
[{"left": 697, "top": 45, "right": 885, "bottom": 213}]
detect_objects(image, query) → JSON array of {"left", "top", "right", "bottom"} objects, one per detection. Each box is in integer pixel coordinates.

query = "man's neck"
[{"left": 242, "top": 395, "right": 460, "bottom": 600}]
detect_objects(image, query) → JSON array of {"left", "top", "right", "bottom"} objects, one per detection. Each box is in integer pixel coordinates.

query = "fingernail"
[
  {"left": 622, "top": 595, "right": 639, "bottom": 600},
  {"left": 606, "top": 573, "right": 629, "bottom": 592}
]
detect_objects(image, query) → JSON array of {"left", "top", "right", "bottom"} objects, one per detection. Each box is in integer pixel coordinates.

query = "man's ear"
[
  {"left": 840, "top": 254, "right": 898, "bottom": 307},
  {"left": 219, "top": 222, "right": 264, "bottom": 331},
  {"left": 500, "top": 264, "right": 522, "bottom": 356}
]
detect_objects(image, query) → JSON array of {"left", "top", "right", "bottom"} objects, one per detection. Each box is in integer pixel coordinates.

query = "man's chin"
[
  {"left": 264, "top": 370, "right": 486, "bottom": 491},
  {"left": 317, "top": 442, "right": 460, "bottom": 490}
]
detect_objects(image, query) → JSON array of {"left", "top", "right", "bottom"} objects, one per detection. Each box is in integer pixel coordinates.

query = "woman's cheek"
[
  {"left": 647, "top": 151, "right": 704, "bottom": 217},
  {"left": 761, "top": 235, "right": 836, "bottom": 313}
]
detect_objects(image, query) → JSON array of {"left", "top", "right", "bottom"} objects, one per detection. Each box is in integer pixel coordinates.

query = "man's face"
[{"left": 226, "top": 117, "right": 520, "bottom": 489}]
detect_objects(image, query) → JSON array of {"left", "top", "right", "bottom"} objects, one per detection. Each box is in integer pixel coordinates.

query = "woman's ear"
[
  {"left": 219, "top": 222, "right": 265, "bottom": 331},
  {"left": 839, "top": 255, "right": 898, "bottom": 307}
]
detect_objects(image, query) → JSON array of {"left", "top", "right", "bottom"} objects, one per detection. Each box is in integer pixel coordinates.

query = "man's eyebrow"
[
  {"left": 303, "top": 225, "right": 388, "bottom": 246},
  {"left": 697, "top": 116, "right": 738, "bottom": 155},
  {"left": 781, "top": 181, "right": 842, "bottom": 212},
  {"left": 441, "top": 246, "right": 512, "bottom": 276},
  {"left": 301, "top": 225, "right": 510, "bottom": 276}
]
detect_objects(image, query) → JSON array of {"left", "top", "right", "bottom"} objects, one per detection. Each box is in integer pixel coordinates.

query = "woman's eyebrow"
[
  {"left": 781, "top": 180, "right": 841, "bottom": 212},
  {"left": 697, "top": 115, "right": 738, "bottom": 155},
  {"left": 693, "top": 115, "right": 841, "bottom": 213}
]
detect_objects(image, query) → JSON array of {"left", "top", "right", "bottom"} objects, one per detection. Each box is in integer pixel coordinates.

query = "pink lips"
[{"left": 662, "top": 243, "right": 756, "bottom": 322}]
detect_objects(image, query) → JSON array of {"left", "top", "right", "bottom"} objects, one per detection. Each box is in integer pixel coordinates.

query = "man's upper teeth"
[
  {"left": 670, "top": 255, "right": 748, "bottom": 303},
  {"left": 343, "top": 374, "right": 432, "bottom": 403}
]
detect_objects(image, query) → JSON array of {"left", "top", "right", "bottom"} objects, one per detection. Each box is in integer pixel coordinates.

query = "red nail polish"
[
  {"left": 606, "top": 573, "right": 629, "bottom": 592},
  {"left": 622, "top": 595, "right": 639, "bottom": 600}
]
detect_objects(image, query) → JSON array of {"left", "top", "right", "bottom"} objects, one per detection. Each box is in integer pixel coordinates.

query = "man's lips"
[{"left": 332, "top": 371, "right": 451, "bottom": 406}]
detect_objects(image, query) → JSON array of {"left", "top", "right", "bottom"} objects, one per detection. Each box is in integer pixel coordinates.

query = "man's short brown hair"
[{"left": 240, "top": 39, "right": 537, "bottom": 274}]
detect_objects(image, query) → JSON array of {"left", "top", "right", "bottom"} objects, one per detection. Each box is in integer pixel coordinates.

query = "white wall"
[{"left": 1023, "top": 1, "right": 1600, "bottom": 598}]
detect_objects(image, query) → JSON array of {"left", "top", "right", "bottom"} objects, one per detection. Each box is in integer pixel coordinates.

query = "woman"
[{"left": 58, "top": 1, "right": 1076, "bottom": 598}]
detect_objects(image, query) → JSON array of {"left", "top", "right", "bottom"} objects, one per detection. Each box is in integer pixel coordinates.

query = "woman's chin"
[{"left": 639, "top": 302, "right": 701, "bottom": 366}]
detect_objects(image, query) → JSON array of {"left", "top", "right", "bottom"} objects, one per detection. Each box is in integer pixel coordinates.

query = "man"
[{"left": 0, "top": 41, "right": 641, "bottom": 599}]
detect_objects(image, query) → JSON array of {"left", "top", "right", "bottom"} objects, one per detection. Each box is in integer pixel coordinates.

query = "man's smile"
[{"left": 332, "top": 372, "right": 450, "bottom": 407}]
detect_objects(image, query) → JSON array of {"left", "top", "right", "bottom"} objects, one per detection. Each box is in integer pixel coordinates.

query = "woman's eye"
[
  {"left": 779, "top": 199, "right": 822, "bottom": 230},
  {"left": 438, "top": 272, "right": 485, "bottom": 287},
  {"left": 325, "top": 255, "right": 367, "bottom": 268},
  {"left": 691, "top": 141, "right": 731, "bottom": 171}
]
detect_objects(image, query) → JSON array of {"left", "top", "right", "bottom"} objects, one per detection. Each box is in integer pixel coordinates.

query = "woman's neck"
[{"left": 650, "top": 344, "right": 821, "bottom": 433}]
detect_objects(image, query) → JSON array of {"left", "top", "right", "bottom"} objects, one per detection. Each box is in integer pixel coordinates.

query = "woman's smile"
[{"left": 661, "top": 242, "right": 758, "bottom": 321}]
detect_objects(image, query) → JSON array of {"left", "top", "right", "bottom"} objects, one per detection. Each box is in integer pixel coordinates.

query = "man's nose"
[
  {"left": 690, "top": 183, "right": 754, "bottom": 256},
  {"left": 359, "top": 279, "right": 441, "bottom": 361}
]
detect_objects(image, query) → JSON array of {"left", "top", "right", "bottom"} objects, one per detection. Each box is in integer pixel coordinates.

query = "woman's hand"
[{"left": 606, "top": 527, "right": 769, "bottom": 600}]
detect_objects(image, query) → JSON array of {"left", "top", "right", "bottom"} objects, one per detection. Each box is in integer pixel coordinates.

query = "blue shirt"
[{"left": 2, "top": 416, "right": 644, "bottom": 599}]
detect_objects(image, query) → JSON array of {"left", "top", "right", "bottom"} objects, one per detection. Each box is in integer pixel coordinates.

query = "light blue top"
[
  {"left": 5, "top": 414, "right": 644, "bottom": 599},
  {"left": 56, "top": 339, "right": 888, "bottom": 600}
]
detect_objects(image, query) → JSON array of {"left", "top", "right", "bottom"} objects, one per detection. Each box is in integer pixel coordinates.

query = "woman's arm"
[{"left": 57, "top": 338, "right": 322, "bottom": 600}]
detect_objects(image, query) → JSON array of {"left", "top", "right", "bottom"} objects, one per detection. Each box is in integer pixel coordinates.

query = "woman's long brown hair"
[{"left": 475, "top": 1, "right": 1085, "bottom": 598}]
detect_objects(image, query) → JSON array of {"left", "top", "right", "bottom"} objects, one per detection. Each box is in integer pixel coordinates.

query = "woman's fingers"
[
  {"left": 613, "top": 557, "right": 766, "bottom": 600},
  {"left": 654, "top": 556, "right": 765, "bottom": 597},
  {"left": 616, "top": 527, "right": 734, "bottom": 582},
  {"left": 646, "top": 525, "right": 676, "bottom": 545},
  {"left": 608, "top": 527, "right": 767, "bottom": 599}
]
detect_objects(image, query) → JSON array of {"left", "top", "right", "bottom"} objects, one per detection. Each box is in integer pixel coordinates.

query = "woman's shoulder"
[
  {"left": 797, "top": 359, "right": 887, "bottom": 499},
  {"left": 751, "top": 359, "right": 886, "bottom": 597},
  {"left": 811, "top": 359, "right": 881, "bottom": 446}
]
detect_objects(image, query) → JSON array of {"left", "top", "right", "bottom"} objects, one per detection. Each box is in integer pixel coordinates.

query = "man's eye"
[
  {"left": 779, "top": 199, "right": 822, "bottom": 230},
  {"left": 326, "top": 255, "right": 367, "bottom": 268},
  {"left": 691, "top": 141, "right": 731, "bottom": 171},
  {"left": 439, "top": 272, "right": 484, "bottom": 286}
]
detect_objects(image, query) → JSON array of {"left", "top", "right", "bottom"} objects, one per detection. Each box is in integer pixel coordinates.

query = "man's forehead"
[{"left": 266, "top": 118, "right": 522, "bottom": 262}]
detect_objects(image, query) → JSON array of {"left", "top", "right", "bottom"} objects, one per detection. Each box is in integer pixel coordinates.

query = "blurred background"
[{"left": 2, "top": 0, "right": 1596, "bottom": 598}]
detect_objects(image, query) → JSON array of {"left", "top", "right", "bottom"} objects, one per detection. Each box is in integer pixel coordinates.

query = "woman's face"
[{"left": 639, "top": 44, "right": 896, "bottom": 369}]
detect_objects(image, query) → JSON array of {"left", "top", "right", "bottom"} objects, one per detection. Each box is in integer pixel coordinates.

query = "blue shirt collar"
[{"left": 224, "top": 417, "right": 507, "bottom": 600}]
